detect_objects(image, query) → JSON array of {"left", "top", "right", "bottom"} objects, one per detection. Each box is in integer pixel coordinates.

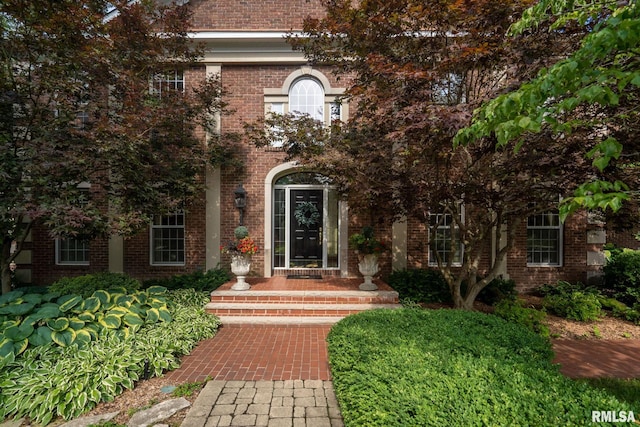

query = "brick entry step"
[{"left": 206, "top": 276, "right": 401, "bottom": 324}]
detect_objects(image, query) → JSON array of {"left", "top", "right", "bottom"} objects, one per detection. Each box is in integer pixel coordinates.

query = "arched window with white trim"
[
  {"left": 264, "top": 68, "right": 347, "bottom": 148},
  {"left": 289, "top": 78, "right": 324, "bottom": 121}
]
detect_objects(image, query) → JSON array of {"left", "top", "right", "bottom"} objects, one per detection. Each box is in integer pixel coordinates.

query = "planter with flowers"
[
  {"left": 221, "top": 226, "right": 259, "bottom": 290},
  {"left": 349, "top": 226, "right": 388, "bottom": 291}
]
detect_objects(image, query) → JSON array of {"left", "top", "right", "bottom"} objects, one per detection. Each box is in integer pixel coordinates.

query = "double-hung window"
[
  {"left": 151, "top": 211, "right": 185, "bottom": 265},
  {"left": 527, "top": 211, "right": 562, "bottom": 266},
  {"left": 428, "top": 207, "right": 463, "bottom": 266},
  {"left": 56, "top": 186, "right": 90, "bottom": 265},
  {"left": 151, "top": 70, "right": 184, "bottom": 96},
  {"left": 56, "top": 239, "right": 89, "bottom": 265}
]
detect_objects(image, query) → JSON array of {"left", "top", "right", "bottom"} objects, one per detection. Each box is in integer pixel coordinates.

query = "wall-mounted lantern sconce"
[{"left": 234, "top": 183, "right": 247, "bottom": 225}]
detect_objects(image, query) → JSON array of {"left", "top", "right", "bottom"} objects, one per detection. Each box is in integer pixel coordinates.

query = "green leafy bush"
[
  {"left": 50, "top": 272, "right": 141, "bottom": 298},
  {"left": 0, "top": 286, "right": 172, "bottom": 366},
  {"left": 142, "top": 268, "right": 230, "bottom": 292},
  {"left": 387, "top": 269, "right": 451, "bottom": 303},
  {"left": 599, "top": 297, "right": 640, "bottom": 324},
  {"left": 602, "top": 248, "right": 640, "bottom": 305},
  {"left": 389, "top": 269, "right": 516, "bottom": 306},
  {"left": 328, "top": 309, "right": 630, "bottom": 426},
  {"left": 537, "top": 280, "right": 599, "bottom": 297},
  {"left": 0, "top": 289, "right": 219, "bottom": 424},
  {"left": 475, "top": 276, "right": 517, "bottom": 305},
  {"left": 494, "top": 298, "right": 549, "bottom": 337},
  {"left": 543, "top": 291, "right": 602, "bottom": 322}
]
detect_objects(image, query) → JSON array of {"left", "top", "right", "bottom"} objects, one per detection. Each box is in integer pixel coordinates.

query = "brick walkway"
[
  {"left": 167, "top": 325, "right": 640, "bottom": 384},
  {"left": 552, "top": 339, "right": 640, "bottom": 378},
  {"left": 166, "top": 325, "right": 332, "bottom": 384}
]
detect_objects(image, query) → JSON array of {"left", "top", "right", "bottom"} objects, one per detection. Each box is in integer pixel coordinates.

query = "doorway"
[{"left": 273, "top": 172, "right": 339, "bottom": 271}]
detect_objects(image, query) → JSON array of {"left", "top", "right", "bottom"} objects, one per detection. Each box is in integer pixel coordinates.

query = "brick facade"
[{"left": 22, "top": 0, "right": 634, "bottom": 291}]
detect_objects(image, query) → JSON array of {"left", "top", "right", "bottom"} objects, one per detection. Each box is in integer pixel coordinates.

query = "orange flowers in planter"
[{"left": 221, "top": 226, "right": 259, "bottom": 256}]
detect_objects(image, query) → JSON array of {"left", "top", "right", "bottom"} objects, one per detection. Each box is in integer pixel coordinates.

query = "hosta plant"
[
  {"left": 0, "top": 286, "right": 172, "bottom": 367},
  {"left": 0, "top": 289, "right": 219, "bottom": 424}
]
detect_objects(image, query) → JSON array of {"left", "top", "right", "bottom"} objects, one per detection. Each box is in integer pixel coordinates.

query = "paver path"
[{"left": 552, "top": 339, "right": 640, "bottom": 378}]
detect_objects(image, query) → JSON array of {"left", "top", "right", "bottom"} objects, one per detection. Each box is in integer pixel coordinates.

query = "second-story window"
[
  {"left": 289, "top": 78, "right": 324, "bottom": 121},
  {"left": 151, "top": 70, "right": 184, "bottom": 96}
]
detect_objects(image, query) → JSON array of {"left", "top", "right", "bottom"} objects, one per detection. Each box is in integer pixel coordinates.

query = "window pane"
[
  {"left": 57, "top": 239, "right": 89, "bottom": 265},
  {"left": 273, "top": 189, "right": 286, "bottom": 268},
  {"left": 151, "top": 70, "right": 185, "bottom": 96},
  {"left": 151, "top": 211, "right": 185, "bottom": 265},
  {"left": 269, "top": 103, "right": 285, "bottom": 148},
  {"left": 527, "top": 211, "right": 561, "bottom": 266},
  {"left": 290, "top": 78, "right": 324, "bottom": 121},
  {"left": 428, "top": 212, "right": 462, "bottom": 265}
]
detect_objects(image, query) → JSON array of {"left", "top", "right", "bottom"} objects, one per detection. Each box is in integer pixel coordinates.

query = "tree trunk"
[
  {"left": 1, "top": 263, "right": 11, "bottom": 294},
  {"left": 1, "top": 239, "right": 12, "bottom": 294}
]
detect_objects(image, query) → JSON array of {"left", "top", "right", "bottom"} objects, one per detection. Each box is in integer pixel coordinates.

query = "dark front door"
[{"left": 290, "top": 189, "right": 323, "bottom": 267}]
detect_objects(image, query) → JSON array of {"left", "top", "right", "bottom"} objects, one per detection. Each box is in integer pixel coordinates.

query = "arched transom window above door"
[{"left": 264, "top": 67, "right": 347, "bottom": 147}]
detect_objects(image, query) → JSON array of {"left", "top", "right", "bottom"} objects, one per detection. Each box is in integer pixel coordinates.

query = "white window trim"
[
  {"left": 55, "top": 238, "right": 90, "bottom": 266},
  {"left": 428, "top": 206, "right": 464, "bottom": 267},
  {"left": 526, "top": 212, "right": 563, "bottom": 267},
  {"left": 264, "top": 67, "right": 348, "bottom": 147},
  {"left": 150, "top": 211, "right": 186, "bottom": 266}
]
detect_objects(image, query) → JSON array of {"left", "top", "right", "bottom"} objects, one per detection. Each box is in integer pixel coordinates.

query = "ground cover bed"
[{"left": 327, "top": 308, "right": 639, "bottom": 426}]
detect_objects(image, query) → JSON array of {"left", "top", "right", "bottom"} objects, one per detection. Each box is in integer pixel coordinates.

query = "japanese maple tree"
[
  {"left": 0, "top": 0, "right": 229, "bottom": 293},
  {"left": 246, "top": 0, "right": 597, "bottom": 308}
]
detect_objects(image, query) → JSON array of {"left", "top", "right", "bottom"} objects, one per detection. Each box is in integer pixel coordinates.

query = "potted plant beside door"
[
  {"left": 349, "top": 226, "right": 388, "bottom": 291},
  {"left": 221, "top": 226, "right": 259, "bottom": 290}
]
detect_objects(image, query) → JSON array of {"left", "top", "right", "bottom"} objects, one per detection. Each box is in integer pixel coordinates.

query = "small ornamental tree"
[
  {"left": 0, "top": 0, "right": 234, "bottom": 293},
  {"left": 245, "top": 0, "right": 601, "bottom": 309}
]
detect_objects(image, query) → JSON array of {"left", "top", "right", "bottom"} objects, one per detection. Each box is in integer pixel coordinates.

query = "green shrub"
[
  {"left": 387, "top": 269, "right": 451, "bottom": 303},
  {"left": 142, "top": 268, "right": 230, "bottom": 292},
  {"left": 537, "top": 280, "right": 599, "bottom": 297},
  {"left": 0, "top": 289, "right": 219, "bottom": 425},
  {"left": 476, "top": 276, "right": 517, "bottom": 305},
  {"left": 388, "top": 270, "right": 516, "bottom": 306},
  {"left": 602, "top": 248, "right": 640, "bottom": 305},
  {"left": 49, "top": 272, "right": 141, "bottom": 298},
  {"left": 234, "top": 226, "right": 249, "bottom": 239},
  {"left": 543, "top": 291, "right": 602, "bottom": 321},
  {"left": 494, "top": 298, "right": 549, "bottom": 337},
  {"left": 328, "top": 309, "right": 629, "bottom": 426}
]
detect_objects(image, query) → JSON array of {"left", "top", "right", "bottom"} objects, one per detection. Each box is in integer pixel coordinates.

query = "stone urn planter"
[
  {"left": 358, "top": 253, "right": 379, "bottom": 291},
  {"left": 230, "top": 255, "right": 252, "bottom": 291}
]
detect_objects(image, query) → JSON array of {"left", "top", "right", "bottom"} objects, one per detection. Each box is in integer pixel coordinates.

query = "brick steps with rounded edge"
[
  {"left": 206, "top": 289, "right": 401, "bottom": 324},
  {"left": 209, "top": 290, "right": 399, "bottom": 304}
]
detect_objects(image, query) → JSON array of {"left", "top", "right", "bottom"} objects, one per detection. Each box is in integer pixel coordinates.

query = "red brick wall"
[
  {"left": 31, "top": 229, "right": 109, "bottom": 285},
  {"left": 217, "top": 64, "right": 343, "bottom": 275},
  {"left": 123, "top": 198, "right": 207, "bottom": 282},
  {"left": 188, "top": 0, "right": 325, "bottom": 31},
  {"left": 507, "top": 211, "right": 600, "bottom": 292},
  {"left": 29, "top": 0, "right": 638, "bottom": 288}
]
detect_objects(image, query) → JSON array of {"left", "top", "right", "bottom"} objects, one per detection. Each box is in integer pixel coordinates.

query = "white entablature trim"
[
  {"left": 194, "top": 31, "right": 307, "bottom": 64},
  {"left": 190, "top": 31, "right": 301, "bottom": 40}
]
